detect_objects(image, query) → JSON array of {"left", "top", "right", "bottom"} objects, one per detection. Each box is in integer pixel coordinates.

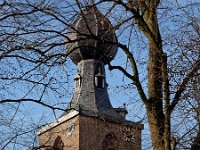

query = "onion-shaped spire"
[{"left": 66, "top": 3, "right": 118, "bottom": 64}]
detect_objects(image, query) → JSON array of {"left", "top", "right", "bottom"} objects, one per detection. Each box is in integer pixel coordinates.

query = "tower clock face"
[
  {"left": 66, "top": 122, "right": 75, "bottom": 137},
  {"left": 123, "top": 126, "right": 136, "bottom": 143}
]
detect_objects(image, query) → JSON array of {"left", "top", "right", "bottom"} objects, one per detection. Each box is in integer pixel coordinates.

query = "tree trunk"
[
  {"left": 143, "top": 3, "right": 172, "bottom": 149},
  {"left": 147, "top": 43, "right": 165, "bottom": 150},
  {"left": 163, "top": 54, "right": 171, "bottom": 150},
  {"left": 146, "top": 104, "right": 165, "bottom": 150},
  {"left": 128, "top": 1, "right": 172, "bottom": 149}
]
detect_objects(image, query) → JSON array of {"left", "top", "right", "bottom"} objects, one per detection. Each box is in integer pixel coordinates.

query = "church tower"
[{"left": 37, "top": 4, "right": 143, "bottom": 150}]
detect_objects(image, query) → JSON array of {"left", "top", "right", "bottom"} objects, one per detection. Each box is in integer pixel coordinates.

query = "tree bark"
[
  {"left": 144, "top": 3, "right": 166, "bottom": 150},
  {"left": 146, "top": 103, "right": 165, "bottom": 150},
  {"left": 147, "top": 42, "right": 165, "bottom": 150},
  {"left": 163, "top": 54, "right": 171, "bottom": 150},
  {"left": 127, "top": 1, "right": 171, "bottom": 149}
]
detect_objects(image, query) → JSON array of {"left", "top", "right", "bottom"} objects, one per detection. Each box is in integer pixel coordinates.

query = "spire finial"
[
  {"left": 123, "top": 103, "right": 126, "bottom": 108},
  {"left": 90, "top": 0, "right": 95, "bottom": 5}
]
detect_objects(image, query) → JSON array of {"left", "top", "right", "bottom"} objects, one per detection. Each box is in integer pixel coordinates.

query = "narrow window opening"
[
  {"left": 95, "top": 68, "right": 104, "bottom": 88},
  {"left": 102, "top": 133, "right": 118, "bottom": 150},
  {"left": 74, "top": 74, "right": 81, "bottom": 88},
  {"left": 53, "top": 136, "right": 64, "bottom": 150}
]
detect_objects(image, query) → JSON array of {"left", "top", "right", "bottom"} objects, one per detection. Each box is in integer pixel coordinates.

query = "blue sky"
[{"left": 0, "top": 0, "right": 199, "bottom": 149}]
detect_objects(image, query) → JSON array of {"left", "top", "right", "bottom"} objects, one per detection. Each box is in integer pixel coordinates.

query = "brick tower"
[{"left": 37, "top": 4, "right": 143, "bottom": 150}]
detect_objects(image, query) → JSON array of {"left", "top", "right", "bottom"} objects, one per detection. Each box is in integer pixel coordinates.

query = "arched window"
[
  {"left": 53, "top": 136, "right": 64, "bottom": 150},
  {"left": 102, "top": 133, "right": 118, "bottom": 150}
]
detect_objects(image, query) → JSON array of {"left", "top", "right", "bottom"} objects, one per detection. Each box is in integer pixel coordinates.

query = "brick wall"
[
  {"left": 79, "top": 115, "right": 142, "bottom": 150},
  {"left": 38, "top": 115, "right": 142, "bottom": 150},
  {"left": 39, "top": 116, "right": 79, "bottom": 150}
]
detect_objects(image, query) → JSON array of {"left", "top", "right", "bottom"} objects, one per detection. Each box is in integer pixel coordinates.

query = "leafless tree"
[{"left": 0, "top": 0, "right": 199, "bottom": 149}]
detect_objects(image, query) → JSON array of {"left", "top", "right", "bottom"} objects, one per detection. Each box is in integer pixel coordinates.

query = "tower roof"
[
  {"left": 66, "top": 60, "right": 115, "bottom": 114},
  {"left": 62, "top": 5, "right": 122, "bottom": 119},
  {"left": 66, "top": 5, "right": 118, "bottom": 64}
]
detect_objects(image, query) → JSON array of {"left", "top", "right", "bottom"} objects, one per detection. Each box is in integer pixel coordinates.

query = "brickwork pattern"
[
  {"left": 39, "top": 116, "right": 80, "bottom": 150},
  {"left": 39, "top": 115, "right": 142, "bottom": 150}
]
